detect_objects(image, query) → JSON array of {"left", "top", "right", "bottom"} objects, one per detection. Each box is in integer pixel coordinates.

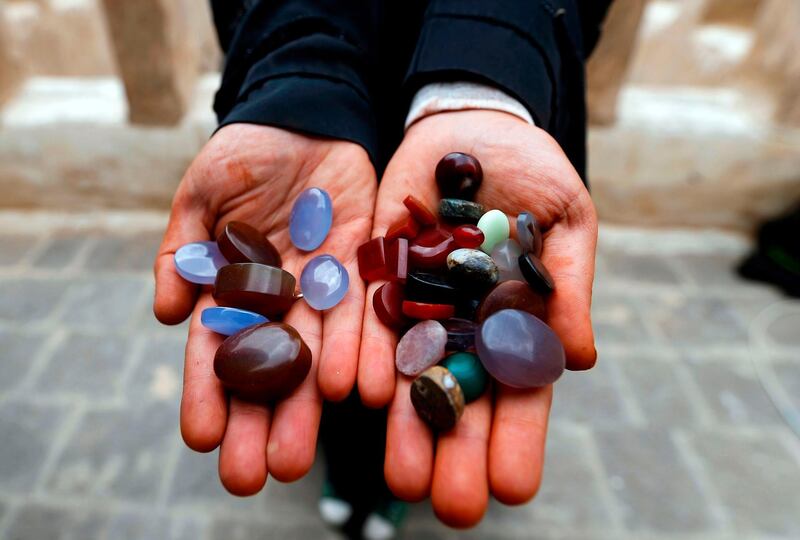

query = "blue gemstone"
[
  {"left": 201, "top": 307, "right": 268, "bottom": 336},
  {"left": 300, "top": 254, "right": 349, "bottom": 310},
  {"left": 174, "top": 241, "right": 228, "bottom": 284},
  {"left": 289, "top": 187, "right": 333, "bottom": 251}
]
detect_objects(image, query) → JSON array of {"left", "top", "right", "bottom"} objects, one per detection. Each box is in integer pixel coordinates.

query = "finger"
[
  {"left": 384, "top": 376, "right": 434, "bottom": 501},
  {"left": 218, "top": 396, "right": 270, "bottom": 496},
  {"left": 541, "top": 200, "right": 598, "bottom": 370},
  {"left": 180, "top": 293, "right": 228, "bottom": 452},
  {"left": 357, "top": 279, "right": 398, "bottom": 407},
  {"left": 266, "top": 299, "right": 323, "bottom": 482},
  {"left": 488, "top": 384, "right": 551, "bottom": 504},
  {"left": 153, "top": 195, "right": 212, "bottom": 325},
  {"left": 430, "top": 393, "right": 492, "bottom": 528}
]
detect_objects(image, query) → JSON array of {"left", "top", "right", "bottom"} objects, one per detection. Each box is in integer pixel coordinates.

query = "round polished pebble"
[
  {"left": 174, "top": 241, "right": 229, "bottom": 284},
  {"left": 518, "top": 252, "right": 555, "bottom": 295},
  {"left": 217, "top": 221, "right": 281, "bottom": 267},
  {"left": 438, "top": 199, "right": 485, "bottom": 224},
  {"left": 477, "top": 209, "right": 510, "bottom": 253},
  {"left": 491, "top": 239, "right": 525, "bottom": 282},
  {"left": 435, "top": 152, "right": 483, "bottom": 200},
  {"left": 289, "top": 187, "right": 333, "bottom": 251},
  {"left": 395, "top": 320, "right": 447, "bottom": 376},
  {"left": 213, "top": 263, "right": 296, "bottom": 316},
  {"left": 442, "top": 352, "right": 488, "bottom": 402},
  {"left": 446, "top": 248, "right": 499, "bottom": 289},
  {"left": 300, "top": 254, "right": 349, "bottom": 310},
  {"left": 475, "top": 309, "right": 565, "bottom": 388},
  {"left": 453, "top": 224, "right": 485, "bottom": 249},
  {"left": 405, "top": 271, "right": 458, "bottom": 305},
  {"left": 402, "top": 300, "right": 455, "bottom": 320},
  {"left": 441, "top": 317, "right": 476, "bottom": 351},
  {"left": 373, "top": 282, "right": 408, "bottom": 329},
  {"left": 403, "top": 195, "right": 437, "bottom": 226},
  {"left": 410, "top": 366, "right": 465, "bottom": 431},
  {"left": 201, "top": 307, "right": 268, "bottom": 336},
  {"left": 214, "top": 322, "right": 311, "bottom": 401},
  {"left": 476, "top": 280, "right": 546, "bottom": 323},
  {"left": 517, "top": 212, "right": 543, "bottom": 257}
]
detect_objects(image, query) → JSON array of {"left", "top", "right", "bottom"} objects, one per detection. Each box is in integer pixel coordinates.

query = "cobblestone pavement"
[{"left": 0, "top": 216, "right": 798, "bottom": 540}]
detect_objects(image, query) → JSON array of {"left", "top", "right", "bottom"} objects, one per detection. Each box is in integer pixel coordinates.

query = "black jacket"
[{"left": 211, "top": 0, "right": 612, "bottom": 179}]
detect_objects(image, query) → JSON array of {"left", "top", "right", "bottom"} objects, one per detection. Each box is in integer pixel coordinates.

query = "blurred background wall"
[{"left": 0, "top": 0, "right": 798, "bottom": 230}]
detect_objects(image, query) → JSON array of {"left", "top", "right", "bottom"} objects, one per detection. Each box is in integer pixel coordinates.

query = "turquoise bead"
[
  {"left": 442, "top": 352, "right": 488, "bottom": 402},
  {"left": 477, "top": 209, "right": 510, "bottom": 253}
]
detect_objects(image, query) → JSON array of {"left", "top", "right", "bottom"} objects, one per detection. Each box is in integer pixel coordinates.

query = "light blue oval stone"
[
  {"left": 300, "top": 254, "right": 349, "bottom": 310},
  {"left": 174, "top": 241, "right": 228, "bottom": 284},
  {"left": 201, "top": 307, "right": 268, "bottom": 336},
  {"left": 289, "top": 187, "right": 333, "bottom": 251}
]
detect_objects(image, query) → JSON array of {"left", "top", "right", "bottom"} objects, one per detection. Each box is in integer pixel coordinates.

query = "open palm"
[
  {"left": 357, "top": 110, "right": 598, "bottom": 526},
  {"left": 153, "top": 124, "right": 376, "bottom": 495}
]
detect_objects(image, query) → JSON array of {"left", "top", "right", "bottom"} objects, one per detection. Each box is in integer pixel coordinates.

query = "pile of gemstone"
[
  {"left": 173, "top": 187, "right": 350, "bottom": 401},
  {"left": 358, "top": 153, "right": 565, "bottom": 431}
]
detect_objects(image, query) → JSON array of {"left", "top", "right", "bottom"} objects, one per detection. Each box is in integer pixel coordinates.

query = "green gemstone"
[
  {"left": 442, "top": 352, "right": 488, "bottom": 402},
  {"left": 477, "top": 209, "right": 510, "bottom": 253}
]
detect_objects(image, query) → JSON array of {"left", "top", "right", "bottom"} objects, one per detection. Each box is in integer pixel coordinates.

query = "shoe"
[
  {"left": 361, "top": 498, "right": 408, "bottom": 540},
  {"left": 318, "top": 479, "right": 353, "bottom": 527}
]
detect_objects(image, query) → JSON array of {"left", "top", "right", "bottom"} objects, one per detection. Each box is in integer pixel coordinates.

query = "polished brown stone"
[
  {"left": 476, "top": 280, "right": 547, "bottom": 323},
  {"left": 214, "top": 322, "right": 311, "bottom": 401},
  {"left": 435, "top": 152, "right": 483, "bottom": 200},
  {"left": 410, "top": 366, "right": 465, "bottom": 431},
  {"left": 212, "top": 263, "right": 296, "bottom": 317},
  {"left": 217, "top": 221, "right": 281, "bottom": 267}
]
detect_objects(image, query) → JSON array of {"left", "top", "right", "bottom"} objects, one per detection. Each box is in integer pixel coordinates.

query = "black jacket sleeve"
[
  {"left": 404, "top": 0, "right": 613, "bottom": 181},
  {"left": 210, "top": 0, "right": 379, "bottom": 163}
]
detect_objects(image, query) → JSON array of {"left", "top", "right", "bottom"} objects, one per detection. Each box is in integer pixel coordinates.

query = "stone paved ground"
[{"left": 0, "top": 216, "right": 798, "bottom": 540}]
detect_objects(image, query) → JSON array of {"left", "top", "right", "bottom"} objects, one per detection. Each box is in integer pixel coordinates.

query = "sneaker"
[
  {"left": 362, "top": 498, "right": 408, "bottom": 540},
  {"left": 318, "top": 479, "right": 353, "bottom": 527}
]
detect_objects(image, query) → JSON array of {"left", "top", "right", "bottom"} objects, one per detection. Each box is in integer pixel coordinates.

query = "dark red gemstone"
[
  {"left": 408, "top": 235, "right": 457, "bottom": 270},
  {"left": 217, "top": 221, "right": 281, "bottom": 267},
  {"left": 403, "top": 195, "right": 437, "bottom": 226},
  {"left": 402, "top": 300, "right": 456, "bottom": 320},
  {"left": 476, "top": 280, "right": 547, "bottom": 323},
  {"left": 387, "top": 238, "right": 408, "bottom": 282},
  {"left": 452, "top": 225, "right": 485, "bottom": 249},
  {"left": 435, "top": 152, "right": 483, "bottom": 200},
  {"left": 414, "top": 225, "right": 452, "bottom": 247},
  {"left": 373, "top": 282, "right": 408, "bottom": 329},
  {"left": 386, "top": 215, "right": 420, "bottom": 242},
  {"left": 357, "top": 237, "right": 407, "bottom": 282}
]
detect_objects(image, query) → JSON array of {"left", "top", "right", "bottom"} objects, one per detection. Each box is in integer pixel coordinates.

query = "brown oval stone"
[
  {"left": 217, "top": 221, "right": 282, "bottom": 267},
  {"left": 410, "top": 366, "right": 465, "bottom": 431},
  {"left": 476, "top": 280, "right": 547, "bottom": 323},
  {"left": 214, "top": 322, "right": 311, "bottom": 402},
  {"left": 213, "top": 263, "right": 296, "bottom": 317}
]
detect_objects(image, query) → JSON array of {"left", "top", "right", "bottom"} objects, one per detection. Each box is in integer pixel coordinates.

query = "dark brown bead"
[
  {"left": 410, "top": 366, "right": 465, "bottom": 431},
  {"left": 214, "top": 322, "right": 311, "bottom": 402},
  {"left": 213, "top": 263, "right": 296, "bottom": 317},
  {"left": 435, "top": 152, "right": 483, "bottom": 200},
  {"left": 217, "top": 221, "right": 281, "bottom": 267},
  {"left": 518, "top": 253, "right": 555, "bottom": 295},
  {"left": 476, "top": 280, "right": 547, "bottom": 323}
]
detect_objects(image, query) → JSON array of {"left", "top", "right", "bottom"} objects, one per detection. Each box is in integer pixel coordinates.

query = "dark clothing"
[{"left": 211, "top": 0, "right": 612, "bottom": 179}]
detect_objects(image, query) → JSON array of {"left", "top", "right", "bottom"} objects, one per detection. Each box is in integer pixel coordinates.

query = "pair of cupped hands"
[{"left": 153, "top": 109, "right": 598, "bottom": 528}]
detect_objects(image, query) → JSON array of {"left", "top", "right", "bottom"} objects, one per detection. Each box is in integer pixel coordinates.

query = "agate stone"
[
  {"left": 395, "top": 320, "right": 447, "bottom": 376},
  {"left": 435, "top": 152, "right": 483, "bottom": 200},
  {"left": 174, "top": 241, "right": 228, "bottom": 285},
  {"left": 491, "top": 239, "right": 525, "bottom": 282},
  {"left": 453, "top": 225, "right": 484, "bottom": 249},
  {"left": 214, "top": 322, "right": 311, "bottom": 401},
  {"left": 518, "top": 252, "right": 555, "bottom": 295},
  {"left": 442, "top": 352, "right": 488, "bottom": 402},
  {"left": 446, "top": 248, "right": 499, "bottom": 289},
  {"left": 438, "top": 199, "right": 485, "bottom": 224},
  {"left": 403, "top": 195, "right": 437, "bottom": 226},
  {"left": 441, "top": 317, "right": 476, "bottom": 351},
  {"left": 475, "top": 309, "right": 565, "bottom": 388},
  {"left": 402, "top": 300, "right": 455, "bottom": 320},
  {"left": 201, "top": 307, "right": 268, "bottom": 336},
  {"left": 213, "top": 263, "right": 296, "bottom": 317},
  {"left": 476, "top": 280, "right": 546, "bottom": 323},
  {"left": 517, "top": 212, "right": 543, "bottom": 257},
  {"left": 373, "top": 282, "right": 408, "bottom": 329},
  {"left": 290, "top": 187, "right": 333, "bottom": 251},
  {"left": 357, "top": 237, "right": 408, "bottom": 282},
  {"left": 477, "top": 209, "right": 510, "bottom": 253},
  {"left": 217, "top": 221, "right": 281, "bottom": 267},
  {"left": 410, "top": 366, "right": 465, "bottom": 431},
  {"left": 300, "top": 254, "right": 349, "bottom": 310}
]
